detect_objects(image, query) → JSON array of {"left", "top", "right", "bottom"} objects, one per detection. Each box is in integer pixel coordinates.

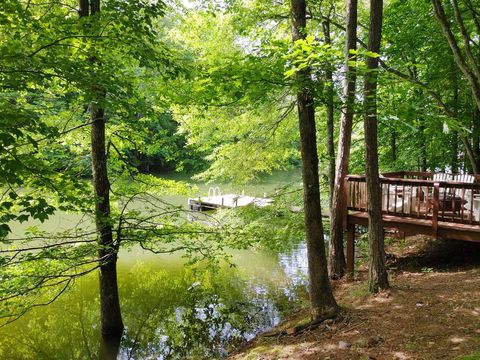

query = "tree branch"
[
  {"left": 451, "top": 0, "right": 480, "bottom": 78},
  {"left": 431, "top": 0, "right": 480, "bottom": 110},
  {"left": 29, "top": 35, "right": 107, "bottom": 57}
]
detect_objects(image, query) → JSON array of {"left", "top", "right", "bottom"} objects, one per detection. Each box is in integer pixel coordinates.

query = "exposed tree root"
[{"left": 263, "top": 312, "right": 340, "bottom": 337}]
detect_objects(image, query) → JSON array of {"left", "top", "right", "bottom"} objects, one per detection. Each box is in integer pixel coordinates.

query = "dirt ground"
[{"left": 230, "top": 236, "right": 480, "bottom": 360}]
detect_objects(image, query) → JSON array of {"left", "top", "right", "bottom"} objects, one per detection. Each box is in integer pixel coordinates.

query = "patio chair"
[
  {"left": 453, "top": 174, "right": 475, "bottom": 216},
  {"left": 433, "top": 173, "right": 449, "bottom": 181},
  {"left": 453, "top": 174, "right": 475, "bottom": 184},
  {"left": 433, "top": 172, "right": 452, "bottom": 183},
  {"left": 432, "top": 173, "right": 452, "bottom": 195},
  {"left": 425, "top": 173, "right": 452, "bottom": 213}
]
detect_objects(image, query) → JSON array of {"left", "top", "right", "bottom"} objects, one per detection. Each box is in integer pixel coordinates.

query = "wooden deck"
[
  {"left": 348, "top": 211, "right": 480, "bottom": 242},
  {"left": 344, "top": 171, "right": 480, "bottom": 275}
]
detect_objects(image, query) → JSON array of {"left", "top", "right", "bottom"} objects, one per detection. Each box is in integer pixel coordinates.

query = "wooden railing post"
[
  {"left": 342, "top": 177, "right": 349, "bottom": 230},
  {"left": 432, "top": 182, "right": 440, "bottom": 238}
]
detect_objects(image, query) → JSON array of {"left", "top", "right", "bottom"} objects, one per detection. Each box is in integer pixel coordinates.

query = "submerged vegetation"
[{"left": 0, "top": 257, "right": 308, "bottom": 360}]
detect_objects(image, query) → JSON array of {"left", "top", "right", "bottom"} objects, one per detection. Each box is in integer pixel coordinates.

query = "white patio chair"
[
  {"left": 423, "top": 173, "right": 451, "bottom": 213},
  {"left": 433, "top": 173, "right": 452, "bottom": 181},
  {"left": 453, "top": 174, "right": 475, "bottom": 184},
  {"left": 433, "top": 173, "right": 452, "bottom": 196},
  {"left": 453, "top": 174, "right": 475, "bottom": 216}
]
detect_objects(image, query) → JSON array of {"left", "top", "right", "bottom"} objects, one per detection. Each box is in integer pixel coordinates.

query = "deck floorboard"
[{"left": 348, "top": 211, "right": 480, "bottom": 242}]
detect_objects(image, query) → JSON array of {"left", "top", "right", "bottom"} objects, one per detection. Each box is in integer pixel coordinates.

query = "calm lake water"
[{"left": 0, "top": 171, "right": 313, "bottom": 360}]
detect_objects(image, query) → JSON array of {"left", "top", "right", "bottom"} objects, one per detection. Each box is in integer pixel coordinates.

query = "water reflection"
[
  {"left": 278, "top": 241, "right": 309, "bottom": 287},
  {"left": 0, "top": 170, "right": 307, "bottom": 359},
  {"left": 0, "top": 241, "right": 309, "bottom": 360},
  {"left": 100, "top": 335, "right": 122, "bottom": 360}
]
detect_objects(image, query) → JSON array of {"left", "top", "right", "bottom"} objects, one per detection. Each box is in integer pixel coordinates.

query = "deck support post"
[
  {"left": 432, "top": 182, "right": 440, "bottom": 239},
  {"left": 342, "top": 177, "right": 349, "bottom": 230},
  {"left": 346, "top": 223, "right": 355, "bottom": 279}
]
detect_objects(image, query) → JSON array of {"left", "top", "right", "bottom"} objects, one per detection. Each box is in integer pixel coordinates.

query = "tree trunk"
[
  {"left": 91, "top": 105, "right": 123, "bottom": 336},
  {"left": 391, "top": 129, "right": 396, "bottom": 163},
  {"left": 451, "top": 132, "right": 458, "bottom": 174},
  {"left": 450, "top": 68, "right": 458, "bottom": 173},
  {"left": 463, "top": 135, "right": 479, "bottom": 174},
  {"left": 419, "top": 122, "right": 427, "bottom": 172},
  {"left": 328, "top": 0, "right": 357, "bottom": 279},
  {"left": 363, "top": 0, "right": 388, "bottom": 293},
  {"left": 322, "top": 17, "right": 336, "bottom": 208},
  {"left": 473, "top": 106, "right": 480, "bottom": 173},
  {"left": 99, "top": 325, "right": 122, "bottom": 359},
  {"left": 290, "top": 0, "right": 338, "bottom": 319},
  {"left": 80, "top": 0, "right": 124, "bottom": 337}
]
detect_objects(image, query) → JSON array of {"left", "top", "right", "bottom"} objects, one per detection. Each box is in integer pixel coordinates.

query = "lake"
[{"left": 0, "top": 171, "right": 314, "bottom": 360}]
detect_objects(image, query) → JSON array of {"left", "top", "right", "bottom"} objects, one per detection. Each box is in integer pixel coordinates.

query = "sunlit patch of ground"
[{"left": 229, "top": 236, "right": 480, "bottom": 360}]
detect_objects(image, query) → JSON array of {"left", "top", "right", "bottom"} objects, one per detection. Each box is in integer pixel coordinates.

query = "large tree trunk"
[
  {"left": 290, "top": 0, "right": 338, "bottom": 319},
  {"left": 99, "top": 322, "right": 122, "bottom": 359},
  {"left": 451, "top": 67, "right": 460, "bottom": 174},
  {"left": 473, "top": 106, "right": 480, "bottom": 173},
  {"left": 451, "top": 68, "right": 459, "bottom": 173},
  {"left": 91, "top": 105, "right": 123, "bottom": 336},
  {"left": 80, "top": 0, "right": 124, "bottom": 337},
  {"left": 364, "top": 0, "right": 388, "bottom": 293},
  {"left": 328, "top": 0, "right": 357, "bottom": 279},
  {"left": 322, "top": 16, "right": 336, "bottom": 207}
]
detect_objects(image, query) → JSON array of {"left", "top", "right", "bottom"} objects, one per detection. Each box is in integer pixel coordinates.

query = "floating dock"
[{"left": 188, "top": 187, "right": 273, "bottom": 211}]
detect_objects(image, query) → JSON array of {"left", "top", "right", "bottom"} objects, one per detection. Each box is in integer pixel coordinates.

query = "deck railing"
[{"left": 346, "top": 172, "right": 480, "bottom": 230}]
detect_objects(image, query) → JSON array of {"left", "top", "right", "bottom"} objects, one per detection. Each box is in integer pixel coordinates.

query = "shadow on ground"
[{"left": 386, "top": 235, "right": 480, "bottom": 271}]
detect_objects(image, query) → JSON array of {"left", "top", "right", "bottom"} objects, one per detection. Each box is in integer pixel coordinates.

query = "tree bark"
[
  {"left": 363, "top": 0, "right": 388, "bottom": 293},
  {"left": 419, "top": 122, "right": 427, "bottom": 172},
  {"left": 451, "top": 67, "right": 459, "bottom": 173},
  {"left": 473, "top": 105, "right": 480, "bottom": 173},
  {"left": 390, "top": 129, "right": 397, "bottom": 163},
  {"left": 91, "top": 105, "right": 123, "bottom": 336},
  {"left": 80, "top": 0, "right": 124, "bottom": 337},
  {"left": 290, "top": 0, "right": 338, "bottom": 319},
  {"left": 328, "top": 0, "right": 357, "bottom": 279},
  {"left": 79, "top": 0, "right": 89, "bottom": 17},
  {"left": 323, "top": 16, "right": 336, "bottom": 209},
  {"left": 99, "top": 314, "right": 122, "bottom": 359},
  {"left": 463, "top": 135, "right": 479, "bottom": 174},
  {"left": 451, "top": 132, "right": 458, "bottom": 174}
]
